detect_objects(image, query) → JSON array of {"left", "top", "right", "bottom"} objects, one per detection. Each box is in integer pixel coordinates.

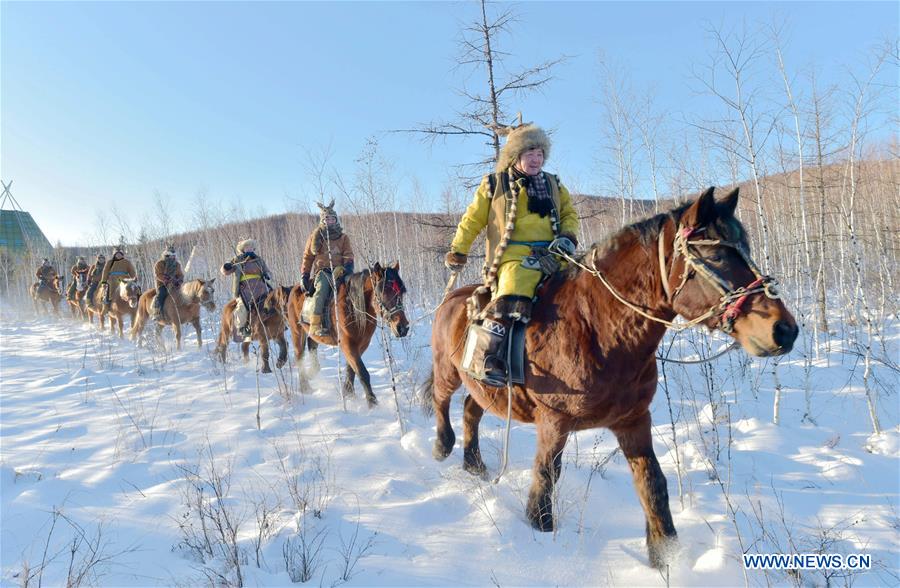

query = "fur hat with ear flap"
[
  {"left": 162, "top": 244, "right": 176, "bottom": 259},
  {"left": 316, "top": 199, "right": 340, "bottom": 227},
  {"left": 495, "top": 123, "right": 551, "bottom": 173},
  {"left": 236, "top": 238, "right": 257, "bottom": 254}
]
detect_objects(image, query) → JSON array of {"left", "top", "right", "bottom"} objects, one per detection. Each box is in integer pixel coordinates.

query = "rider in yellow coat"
[{"left": 445, "top": 123, "right": 580, "bottom": 385}]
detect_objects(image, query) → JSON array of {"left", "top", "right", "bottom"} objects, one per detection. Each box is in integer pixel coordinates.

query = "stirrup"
[{"left": 461, "top": 318, "right": 511, "bottom": 387}]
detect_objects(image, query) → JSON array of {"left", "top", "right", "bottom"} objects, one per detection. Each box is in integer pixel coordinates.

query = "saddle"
[{"left": 299, "top": 293, "right": 334, "bottom": 332}]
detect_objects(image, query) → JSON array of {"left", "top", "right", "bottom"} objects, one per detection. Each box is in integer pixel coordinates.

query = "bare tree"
[{"left": 394, "top": 0, "right": 566, "bottom": 183}]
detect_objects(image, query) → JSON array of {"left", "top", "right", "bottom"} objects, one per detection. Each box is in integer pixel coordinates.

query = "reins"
[{"left": 557, "top": 221, "right": 782, "bottom": 363}]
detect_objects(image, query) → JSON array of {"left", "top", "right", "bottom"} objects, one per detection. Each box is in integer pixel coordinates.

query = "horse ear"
[
  {"left": 373, "top": 262, "right": 382, "bottom": 274},
  {"left": 207, "top": 277, "right": 215, "bottom": 285},
  {"left": 716, "top": 187, "right": 740, "bottom": 218},
  {"left": 683, "top": 187, "right": 717, "bottom": 228}
]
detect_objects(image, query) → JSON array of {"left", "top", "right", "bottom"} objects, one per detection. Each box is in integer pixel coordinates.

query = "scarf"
[
  {"left": 511, "top": 167, "right": 553, "bottom": 217},
  {"left": 313, "top": 224, "right": 343, "bottom": 253}
]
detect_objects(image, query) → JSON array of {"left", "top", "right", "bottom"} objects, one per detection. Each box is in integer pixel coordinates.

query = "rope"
[
  {"left": 557, "top": 250, "right": 718, "bottom": 331},
  {"left": 491, "top": 328, "right": 516, "bottom": 485}
]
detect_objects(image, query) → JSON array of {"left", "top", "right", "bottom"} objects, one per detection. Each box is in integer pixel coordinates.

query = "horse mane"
[
  {"left": 345, "top": 270, "right": 371, "bottom": 328},
  {"left": 576, "top": 197, "right": 748, "bottom": 274}
]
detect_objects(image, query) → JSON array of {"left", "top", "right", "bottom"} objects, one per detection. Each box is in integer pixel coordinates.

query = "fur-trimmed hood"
[
  {"left": 236, "top": 239, "right": 257, "bottom": 254},
  {"left": 496, "top": 124, "right": 551, "bottom": 172}
]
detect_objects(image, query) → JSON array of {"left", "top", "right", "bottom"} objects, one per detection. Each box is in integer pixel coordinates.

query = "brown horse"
[
  {"left": 216, "top": 285, "right": 292, "bottom": 373},
  {"left": 132, "top": 279, "right": 217, "bottom": 350},
  {"left": 424, "top": 187, "right": 798, "bottom": 569},
  {"left": 85, "top": 278, "right": 142, "bottom": 337},
  {"left": 31, "top": 276, "right": 63, "bottom": 316},
  {"left": 286, "top": 262, "right": 410, "bottom": 407},
  {"left": 67, "top": 272, "right": 89, "bottom": 320}
]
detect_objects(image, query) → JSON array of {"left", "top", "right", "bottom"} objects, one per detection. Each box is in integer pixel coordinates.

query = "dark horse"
[
  {"left": 31, "top": 276, "right": 63, "bottom": 316},
  {"left": 286, "top": 262, "right": 410, "bottom": 407},
  {"left": 423, "top": 188, "right": 798, "bottom": 569},
  {"left": 216, "top": 285, "right": 292, "bottom": 373}
]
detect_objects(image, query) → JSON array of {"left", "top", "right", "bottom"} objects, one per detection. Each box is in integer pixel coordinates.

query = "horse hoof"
[
  {"left": 276, "top": 360, "right": 286, "bottom": 369},
  {"left": 366, "top": 395, "right": 378, "bottom": 408},
  {"left": 648, "top": 535, "right": 679, "bottom": 570},
  {"left": 463, "top": 454, "right": 488, "bottom": 478},
  {"left": 261, "top": 366, "right": 272, "bottom": 374},
  {"left": 526, "top": 501, "right": 555, "bottom": 532},
  {"left": 432, "top": 440, "right": 453, "bottom": 461}
]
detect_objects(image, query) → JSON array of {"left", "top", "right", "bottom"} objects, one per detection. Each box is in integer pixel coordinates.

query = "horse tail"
[{"left": 416, "top": 369, "right": 435, "bottom": 417}]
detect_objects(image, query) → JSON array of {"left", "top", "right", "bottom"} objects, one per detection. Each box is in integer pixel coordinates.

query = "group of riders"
[{"left": 35, "top": 122, "right": 572, "bottom": 386}]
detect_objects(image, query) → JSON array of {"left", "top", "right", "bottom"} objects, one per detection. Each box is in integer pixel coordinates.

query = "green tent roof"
[{"left": 0, "top": 209, "right": 53, "bottom": 254}]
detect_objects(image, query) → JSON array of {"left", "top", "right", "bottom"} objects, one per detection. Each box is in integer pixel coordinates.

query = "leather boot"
[
  {"left": 478, "top": 316, "right": 512, "bottom": 387},
  {"left": 310, "top": 313, "right": 328, "bottom": 337}
]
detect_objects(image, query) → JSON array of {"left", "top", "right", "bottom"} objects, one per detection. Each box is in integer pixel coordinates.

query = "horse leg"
[
  {"left": 259, "top": 337, "right": 272, "bottom": 373},
  {"left": 307, "top": 337, "right": 320, "bottom": 375},
  {"left": 117, "top": 314, "right": 124, "bottom": 338},
  {"left": 344, "top": 351, "right": 376, "bottom": 407},
  {"left": 463, "top": 395, "right": 488, "bottom": 477},
  {"left": 275, "top": 335, "right": 287, "bottom": 369},
  {"left": 173, "top": 321, "right": 182, "bottom": 351},
  {"left": 431, "top": 367, "right": 461, "bottom": 461},
  {"left": 290, "top": 321, "right": 306, "bottom": 362},
  {"left": 342, "top": 363, "right": 356, "bottom": 399},
  {"left": 241, "top": 342, "right": 251, "bottom": 363},
  {"left": 612, "top": 413, "right": 678, "bottom": 570},
  {"left": 192, "top": 318, "right": 202, "bottom": 348},
  {"left": 526, "top": 419, "right": 569, "bottom": 532}
]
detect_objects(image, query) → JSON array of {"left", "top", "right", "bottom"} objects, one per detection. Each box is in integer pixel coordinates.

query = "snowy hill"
[{"left": 1, "top": 305, "right": 898, "bottom": 587}]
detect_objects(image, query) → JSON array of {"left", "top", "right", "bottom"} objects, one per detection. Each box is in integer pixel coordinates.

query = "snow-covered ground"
[{"left": 1, "top": 304, "right": 898, "bottom": 587}]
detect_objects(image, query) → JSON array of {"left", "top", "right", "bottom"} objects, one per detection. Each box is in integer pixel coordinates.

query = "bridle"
[
  {"left": 372, "top": 275, "right": 405, "bottom": 321},
  {"left": 560, "top": 220, "right": 782, "bottom": 333},
  {"left": 661, "top": 224, "right": 781, "bottom": 333}
]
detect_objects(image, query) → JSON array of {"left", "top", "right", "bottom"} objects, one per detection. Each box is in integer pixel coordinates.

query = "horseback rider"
[
  {"left": 35, "top": 258, "right": 59, "bottom": 293},
  {"left": 221, "top": 239, "right": 273, "bottom": 339},
  {"left": 36, "top": 258, "right": 58, "bottom": 284},
  {"left": 445, "top": 122, "right": 580, "bottom": 386},
  {"left": 300, "top": 200, "right": 354, "bottom": 337},
  {"left": 150, "top": 245, "right": 184, "bottom": 320},
  {"left": 100, "top": 245, "right": 137, "bottom": 307},
  {"left": 85, "top": 253, "right": 106, "bottom": 307},
  {"left": 66, "top": 256, "right": 90, "bottom": 301}
]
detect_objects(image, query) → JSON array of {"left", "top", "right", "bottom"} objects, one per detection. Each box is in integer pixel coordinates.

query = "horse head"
[
  {"left": 119, "top": 278, "right": 142, "bottom": 308},
  {"left": 196, "top": 278, "right": 216, "bottom": 311},
  {"left": 668, "top": 187, "right": 797, "bottom": 357},
  {"left": 371, "top": 261, "right": 410, "bottom": 338}
]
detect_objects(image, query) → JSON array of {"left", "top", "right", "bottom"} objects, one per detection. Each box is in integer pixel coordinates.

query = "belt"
[
  {"left": 240, "top": 273, "right": 261, "bottom": 282},
  {"left": 109, "top": 271, "right": 128, "bottom": 276},
  {"left": 508, "top": 240, "right": 552, "bottom": 247}
]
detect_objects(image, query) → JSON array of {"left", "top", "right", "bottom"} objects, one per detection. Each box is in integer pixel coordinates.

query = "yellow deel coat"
[{"left": 450, "top": 171, "right": 579, "bottom": 298}]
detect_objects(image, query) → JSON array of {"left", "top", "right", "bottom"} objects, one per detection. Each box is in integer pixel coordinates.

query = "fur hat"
[
  {"left": 77, "top": 256, "right": 86, "bottom": 263},
  {"left": 96, "top": 252, "right": 105, "bottom": 260},
  {"left": 113, "top": 245, "right": 125, "bottom": 255},
  {"left": 317, "top": 199, "right": 340, "bottom": 226},
  {"left": 495, "top": 123, "right": 551, "bottom": 173},
  {"left": 162, "top": 244, "right": 176, "bottom": 258},
  {"left": 236, "top": 238, "right": 257, "bottom": 254}
]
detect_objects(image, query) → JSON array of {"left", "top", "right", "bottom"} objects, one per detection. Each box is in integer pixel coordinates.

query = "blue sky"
[{"left": 2, "top": 1, "right": 896, "bottom": 246}]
